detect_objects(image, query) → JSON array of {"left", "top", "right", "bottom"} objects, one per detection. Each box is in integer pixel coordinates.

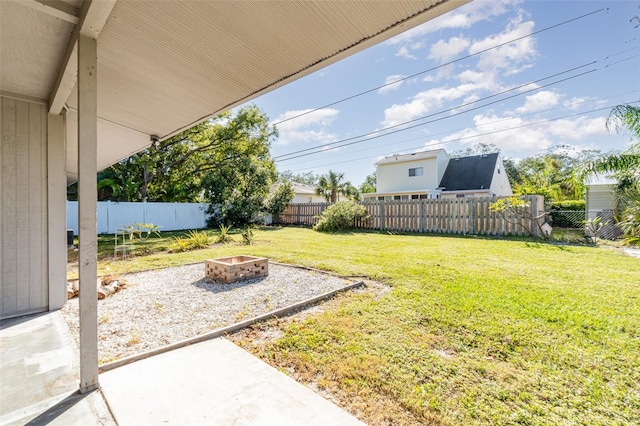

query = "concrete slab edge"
[{"left": 98, "top": 280, "right": 365, "bottom": 373}]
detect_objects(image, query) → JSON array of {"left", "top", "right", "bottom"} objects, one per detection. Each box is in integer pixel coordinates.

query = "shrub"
[
  {"left": 186, "top": 229, "right": 212, "bottom": 248},
  {"left": 313, "top": 201, "right": 368, "bottom": 233},
  {"left": 266, "top": 181, "right": 295, "bottom": 217},
  {"left": 549, "top": 200, "right": 586, "bottom": 211},
  {"left": 215, "top": 224, "right": 234, "bottom": 244},
  {"left": 241, "top": 227, "right": 255, "bottom": 245},
  {"left": 171, "top": 236, "right": 191, "bottom": 252}
]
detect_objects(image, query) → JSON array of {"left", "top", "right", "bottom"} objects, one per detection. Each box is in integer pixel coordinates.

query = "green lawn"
[{"left": 72, "top": 226, "right": 640, "bottom": 425}]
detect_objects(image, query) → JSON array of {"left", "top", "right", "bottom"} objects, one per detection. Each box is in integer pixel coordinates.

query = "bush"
[
  {"left": 549, "top": 200, "right": 586, "bottom": 211},
  {"left": 313, "top": 201, "right": 368, "bottom": 233},
  {"left": 215, "top": 224, "right": 234, "bottom": 244},
  {"left": 549, "top": 200, "right": 586, "bottom": 228},
  {"left": 266, "top": 181, "right": 295, "bottom": 216}
]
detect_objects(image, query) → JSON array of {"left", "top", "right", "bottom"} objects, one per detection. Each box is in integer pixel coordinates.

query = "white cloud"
[
  {"left": 429, "top": 36, "right": 471, "bottom": 63},
  {"left": 381, "top": 81, "right": 494, "bottom": 128},
  {"left": 387, "top": 0, "right": 522, "bottom": 45},
  {"left": 418, "top": 112, "right": 608, "bottom": 158},
  {"left": 378, "top": 75, "right": 406, "bottom": 94},
  {"left": 469, "top": 17, "right": 537, "bottom": 73},
  {"left": 395, "top": 46, "right": 416, "bottom": 60},
  {"left": 515, "top": 91, "right": 560, "bottom": 114},
  {"left": 273, "top": 108, "right": 339, "bottom": 146}
]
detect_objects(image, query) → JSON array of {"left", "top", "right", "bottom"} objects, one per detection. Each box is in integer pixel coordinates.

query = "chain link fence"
[{"left": 550, "top": 209, "right": 621, "bottom": 240}]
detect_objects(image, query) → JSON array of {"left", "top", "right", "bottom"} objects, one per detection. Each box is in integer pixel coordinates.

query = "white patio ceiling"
[{"left": 0, "top": 0, "right": 468, "bottom": 181}]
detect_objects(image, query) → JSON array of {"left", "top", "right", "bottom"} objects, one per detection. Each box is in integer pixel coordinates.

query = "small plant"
[
  {"left": 241, "top": 227, "right": 256, "bottom": 245},
  {"left": 216, "top": 224, "right": 234, "bottom": 244},
  {"left": 187, "top": 229, "right": 212, "bottom": 248},
  {"left": 171, "top": 236, "right": 191, "bottom": 252},
  {"left": 313, "top": 200, "right": 368, "bottom": 233},
  {"left": 584, "top": 217, "right": 609, "bottom": 244},
  {"left": 124, "top": 223, "right": 162, "bottom": 253}
]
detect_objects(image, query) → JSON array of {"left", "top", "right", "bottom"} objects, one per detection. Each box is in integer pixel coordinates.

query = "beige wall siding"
[
  {"left": 1, "top": 96, "right": 48, "bottom": 319},
  {"left": 587, "top": 185, "right": 616, "bottom": 211}
]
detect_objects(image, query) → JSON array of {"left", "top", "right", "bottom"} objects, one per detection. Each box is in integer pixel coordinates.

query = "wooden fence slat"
[{"left": 278, "top": 197, "right": 545, "bottom": 237}]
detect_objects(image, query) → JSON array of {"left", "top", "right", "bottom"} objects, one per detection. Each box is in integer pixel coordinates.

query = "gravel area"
[{"left": 61, "top": 262, "right": 355, "bottom": 363}]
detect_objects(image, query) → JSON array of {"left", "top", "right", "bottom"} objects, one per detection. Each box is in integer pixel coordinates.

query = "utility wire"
[
  {"left": 271, "top": 7, "right": 607, "bottom": 126},
  {"left": 286, "top": 102, "right": 639, "bottom": 172},
  {"left": 288, "top": 90, "right": 640, "bottom": 165},
  {"left": 276, "top": 52, "right": 639, "bottom": 163}
]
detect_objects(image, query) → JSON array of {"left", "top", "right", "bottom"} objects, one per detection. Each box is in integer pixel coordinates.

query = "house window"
[
  {"left": 394, "top": 195, "right": 401, "bottom": 200},
  {"left": 409, "top": 167, "right": 423, "bottom": 177},
  {"left": 456, "top": 194, "right": 465, "bottom": 198},
  {"left": 419, "top": 194, "right": 428, "bottom": 199},
  {"left": 378, "top": 196, "right": 385, "bottom": 201},
  {"left": 411, "top": 194, "right": 419, "bottom": 200}
]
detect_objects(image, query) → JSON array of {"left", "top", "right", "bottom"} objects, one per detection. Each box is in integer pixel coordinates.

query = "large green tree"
[
  {"left": 358, "top": 172, "right": 376, "bottom": 194},
  {"left": 78, "top": 105, "right": 277, "bottom": 203}
]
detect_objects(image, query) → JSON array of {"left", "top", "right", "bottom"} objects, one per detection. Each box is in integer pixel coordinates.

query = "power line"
[
  {"left": 285, "top": 102, "right": 639, "bottom": 173},
  {"left": 275, "top": 52, "right": 639, "bottom": 163},
  {"left": 288, "top": 90, "right": 640, "bottom": 166},
  {"left": 271, "top": 7, "right": 607, "bottom": 126}
]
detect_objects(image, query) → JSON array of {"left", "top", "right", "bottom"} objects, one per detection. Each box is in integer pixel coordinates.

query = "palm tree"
[
  {"left": 580, "top": 104, "right": 640, "bottom": 244},
  {"left": 316, "top": 170, "right": 353, "bottom": 203},
  {"left": 581, "top": 105, "right": 640, "bottom": 178}
]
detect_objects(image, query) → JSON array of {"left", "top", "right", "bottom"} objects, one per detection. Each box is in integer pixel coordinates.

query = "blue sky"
[{"left": 247, "top": 0, "right": 640, "bottom": 187}]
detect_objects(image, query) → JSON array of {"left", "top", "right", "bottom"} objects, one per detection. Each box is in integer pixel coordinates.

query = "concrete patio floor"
[
  {"left": 0, "top": 312, "right": 114, "bottom": 425},
  {"left": 1, "top": 311, "right": 364, "bottom": 425}
]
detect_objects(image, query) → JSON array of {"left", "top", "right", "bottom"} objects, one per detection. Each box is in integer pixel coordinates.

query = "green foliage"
[
  {"left": 170, "top": 230, "right": 212, "bottom": 252},
  {"left": 81, "top": 104, "right": 277, "bottom": 203},
  {"left": 186, "top": 230, "right": 212, "bottom": 248},
  {"left": 450, "top": 142, "right": 500, "bottom": 158},
  {"left": 549, "top": 200, "right": 586, "bottom": 228},
  {"left": 241, "top": 227, "right": 256, "bottom": 245},
  {"left": 215, "top": 224, "right": 234, "bottom": 244},
  {"left": 584, "top": 217, "right": 609, "bottom": 244},
  {"left": 316, "top": 170, "right": 356, "bottom": 203},
  {"left": 171, "top": 236, "right": 191, "bottom": 252},
  {"left": 313, "top": 201, "right": 368, "bottom": 232},
  {"left": 511, "top": 145, "right": 596, "bottom": 202},
  {"left": 124, "top": 223, "right": 162, "bottom": 253},
  {"left": 358, "top": 172, "right": 376, "bottom": 194},
  {"left": 278, "top": 170, "right": 320, "bottom": 186},
  {"left": 606, "top": 104, "right": 640, "bottom": 140},
  {"left": 549, "top": 200, "right": 586, "bottom": 211},
  {"left": 266, "top": 181, "right": 295, "bottom": 216}
]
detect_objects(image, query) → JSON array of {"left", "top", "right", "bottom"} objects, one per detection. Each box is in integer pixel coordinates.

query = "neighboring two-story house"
[{"left": 363, "top": 149, "right": 512, "bottom": 201}]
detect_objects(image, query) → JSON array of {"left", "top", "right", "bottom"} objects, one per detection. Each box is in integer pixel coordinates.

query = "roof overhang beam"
[
  {"left": 48, "top": 0, "right": 116, "bottom": 114},
  {"left": 14, "top": 0, "right": 79, "bottom": 24}
]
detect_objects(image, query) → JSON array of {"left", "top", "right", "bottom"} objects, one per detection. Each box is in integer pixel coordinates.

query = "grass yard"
[{"left": 72, "top": 226, "right": 640, "bottom": 425}]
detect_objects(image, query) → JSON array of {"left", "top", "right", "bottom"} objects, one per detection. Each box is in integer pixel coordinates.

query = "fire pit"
[{"left": 205, "top": 256, "right": 268, "bottom": 283}]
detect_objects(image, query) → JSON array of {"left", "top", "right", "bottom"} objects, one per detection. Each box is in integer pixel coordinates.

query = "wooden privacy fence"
[{"left": 276, "top": 195, "right": 545, "bottom": 237}]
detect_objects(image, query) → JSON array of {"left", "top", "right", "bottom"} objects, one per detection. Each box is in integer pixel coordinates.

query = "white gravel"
[{"left": 61, "top": 262, "right": 354, "bottom": 363}]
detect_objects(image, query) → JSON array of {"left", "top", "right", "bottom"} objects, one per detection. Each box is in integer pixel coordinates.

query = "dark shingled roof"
[{"left": 438, "top": 153, "right": 499, "bottom": 191}]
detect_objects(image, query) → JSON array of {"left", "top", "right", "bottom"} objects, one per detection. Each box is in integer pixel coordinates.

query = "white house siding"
[
  {"left": 377, "top": 157, "right": 440, "bottom": 193},
  {"left": 1, "top": 96, "right": 48, "bottom": 319},
  {"left": 586, "top": 184, "right": 616, "bottom": 211},
  {"left": 292, "top": 194, "right": 325, "bottom": 203},
  {"left": 489, "top": 156, "right": 513, "bottom": 197}
]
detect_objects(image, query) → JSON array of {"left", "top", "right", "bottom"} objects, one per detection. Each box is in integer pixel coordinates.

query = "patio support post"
[
  {"left": 77, "top": 34, "right": 98, "bottom": 393},
  {"left": 47, "top": 112, "right": 67, "bottom": 311}
]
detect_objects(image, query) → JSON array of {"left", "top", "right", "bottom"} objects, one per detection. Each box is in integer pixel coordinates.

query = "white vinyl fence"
[{"left": 67, "top": 201, "right": 209, "bottom": 235}]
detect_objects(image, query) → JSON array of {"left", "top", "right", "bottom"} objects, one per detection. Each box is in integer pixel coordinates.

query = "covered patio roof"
[{"left": 1, "top": 0, "right": 468, "bottom": 181}]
